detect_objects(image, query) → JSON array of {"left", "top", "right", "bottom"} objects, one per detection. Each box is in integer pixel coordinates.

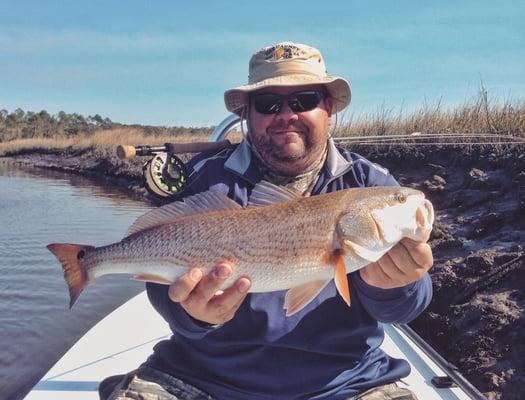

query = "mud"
[{"left": 5, "top": 142, "right": 525, "bottom": 400}]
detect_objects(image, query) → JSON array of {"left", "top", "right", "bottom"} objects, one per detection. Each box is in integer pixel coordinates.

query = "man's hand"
[
  {"left": 168, "top": 262, "right": 251, "bottom": 325},
  {"left": 359, "top": 238, "right": 433, "bottom": 289}
]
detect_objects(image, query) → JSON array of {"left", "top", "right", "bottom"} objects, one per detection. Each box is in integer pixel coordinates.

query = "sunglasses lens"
[
  {"left": 252, "top": 90, "right": 324, "bottom": 114},
  {"left": 291, "top": 91, "right": 323, "bottom": 112},
  {"left": 253, "top": 94, "right": 282, "bottom": 114}
]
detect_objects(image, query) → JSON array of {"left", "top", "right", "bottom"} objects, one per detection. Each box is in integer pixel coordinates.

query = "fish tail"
[{"left": 47, "top": 243, "right": 94, "bottom": 308}]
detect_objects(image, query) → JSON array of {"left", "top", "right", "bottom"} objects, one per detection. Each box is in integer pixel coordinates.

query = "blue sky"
[{"left": 1, "top": 1, "right": 523, "bottom": 127}]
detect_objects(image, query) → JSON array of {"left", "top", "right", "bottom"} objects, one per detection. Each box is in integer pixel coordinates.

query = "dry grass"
[
  {"left": 0, "top": 127, "right": 215, "bottom": 156},
  {"left": 334, "top": 90, "right": 525, "bottom": 139}
]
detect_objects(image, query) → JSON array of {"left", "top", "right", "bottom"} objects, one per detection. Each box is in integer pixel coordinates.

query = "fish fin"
[
  {"left": 284, "top": 280, "right": 330, "bottom": 316},
  {"left": 248, "top": 180, "right": 302, "bottom": 207},
  {"left": 132, "top": 273, "right": 173, "bottom": 285},
  {"left": 333, "top": 252, "right": 351, "bottom": 307},
  {"left": 343, "top": 240, "right": 388, "bottom": 263},
  {"left": 125, "top": 191, "right": 242, "bottom": 238},
  {"left": 47, "top": 243, "right": 94, "bottom": 308}
]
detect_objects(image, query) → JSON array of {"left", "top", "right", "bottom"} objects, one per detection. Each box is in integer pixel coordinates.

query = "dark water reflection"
[{"left": 0, "top": 161, "right": 153, "bottom": 399}]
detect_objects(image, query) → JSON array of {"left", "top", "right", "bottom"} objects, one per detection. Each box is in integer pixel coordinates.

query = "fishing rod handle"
[
  {"left": 165, "top": 140, "right": 231, "bottom": 155},
  {"left": 116, "top": 140, "right": 231, "bottom": 159},
  {"left": 116, "top": 145, "right": 161, "bottom": 159}
]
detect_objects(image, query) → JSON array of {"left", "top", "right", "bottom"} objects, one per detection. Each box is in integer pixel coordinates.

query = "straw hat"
[{"left": 224, "top": 42, "right": 351, "bottom": 115}]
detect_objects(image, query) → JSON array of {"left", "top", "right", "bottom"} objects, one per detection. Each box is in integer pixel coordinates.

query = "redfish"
[{"left": 47, "top": 182, "right": 434, "bottom": 316}]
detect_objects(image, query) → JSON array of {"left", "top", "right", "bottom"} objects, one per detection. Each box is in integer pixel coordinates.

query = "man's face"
[{"left": 247, "top": 85, "right": 333, "bottom": 176}]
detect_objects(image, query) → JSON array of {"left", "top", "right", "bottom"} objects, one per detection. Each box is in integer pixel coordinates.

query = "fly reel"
[
  {"left": 142, "top": 152, "right": 187, "bottom": 198},
  {"left": 116, "top": 140, "right": 231, "bottom": 200}
]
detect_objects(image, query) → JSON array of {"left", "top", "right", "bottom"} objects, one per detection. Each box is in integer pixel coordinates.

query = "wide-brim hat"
[{"left": 224, "top": 42, "right": 351, "bottom": 116}]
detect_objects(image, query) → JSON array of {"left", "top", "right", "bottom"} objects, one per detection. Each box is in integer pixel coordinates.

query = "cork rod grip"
[
  {"left": 116, "top": 145, "right": 137, "bottom": 159},
  {"left": 116, "top": 140, "right": 231, "bottom": 159}
]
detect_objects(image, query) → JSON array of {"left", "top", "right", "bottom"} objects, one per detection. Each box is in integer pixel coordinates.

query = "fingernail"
[
  {"left": 237, "top": 278, "right": 251, "bottom": 293},
  {"left": 190, "top": 268, "right": 202, "bottom": 281},
  {"left": 215, "top": 265, "right": 231, "bottom": 279}
]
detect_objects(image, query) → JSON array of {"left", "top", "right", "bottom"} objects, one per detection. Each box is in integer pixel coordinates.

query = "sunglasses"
[{"left": 251, "top": 90, "right": 325, "bottom": 115}]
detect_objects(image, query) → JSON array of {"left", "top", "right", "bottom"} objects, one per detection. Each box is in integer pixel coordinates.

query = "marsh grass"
[
  {"left": 0, "top": 127, "right": 207, "bottom": 154},
  {"left": 334, "top": 90, "right": 525, "bottom": 139}
]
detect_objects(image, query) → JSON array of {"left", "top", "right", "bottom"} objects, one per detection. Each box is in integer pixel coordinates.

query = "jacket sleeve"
[
  {"left": 351, "top": 271, "right": 433, "bottom": 324},
  {"left": 362, "top": 159, "right": 399, "bottom": 187}
]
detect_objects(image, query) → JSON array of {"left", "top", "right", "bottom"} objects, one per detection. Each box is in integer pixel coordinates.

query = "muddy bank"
[{"left": 4, "top": 143, "right": 525, "bottom": 400}]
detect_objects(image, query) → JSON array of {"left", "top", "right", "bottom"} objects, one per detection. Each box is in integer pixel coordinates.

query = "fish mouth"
[{"left": 415, "top": 199, "right": 434, "bottom": 239}]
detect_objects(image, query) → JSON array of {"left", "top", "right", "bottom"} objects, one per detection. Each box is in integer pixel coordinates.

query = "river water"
[{"left": 0, "top": 161, "right": 153, "bottom": 400}]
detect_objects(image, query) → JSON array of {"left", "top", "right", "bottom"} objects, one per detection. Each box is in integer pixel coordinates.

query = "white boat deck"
[{"left": 26, "top": 291, "right": 473, "bottom": 400}]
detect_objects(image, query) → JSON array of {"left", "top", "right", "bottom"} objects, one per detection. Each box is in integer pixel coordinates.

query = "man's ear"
[{"left": 324, "top": 95, "right": 334, "bottom": 117}]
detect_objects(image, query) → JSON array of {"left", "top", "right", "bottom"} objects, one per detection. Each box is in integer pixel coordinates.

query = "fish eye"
[
  {"left": 395, "top": 193, "right": 407, "bottom": 203},
  {"left": 77, "top": 250, "right": 86, "bottom": 260}
]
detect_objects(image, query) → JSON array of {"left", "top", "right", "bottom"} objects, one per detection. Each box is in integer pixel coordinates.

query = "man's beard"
[
  {"left": 250, "top": 128, "right": 327, "bottom": 176},
  {"left": 254, "top": 133, "right": 308, "bottom": 161}
]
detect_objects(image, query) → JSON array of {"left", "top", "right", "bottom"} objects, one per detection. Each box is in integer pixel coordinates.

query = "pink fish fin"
[
  {"left": 47, "top": 243, "right": 95, "bottom": 308},
  {"left": 124, "top": 191, "right": 242, "bottom": 238},
  {"left": 248, "top": 180, "right": 302, "bottom": 207},
  {"left": 132, "top": 273, "right": 173, "bottom": 285},
  {"left": 284, "top": 280, "right": 331, "bottom": 317},
  {"left": 333, "top": 251, "right": 351, "bottom": 307}
]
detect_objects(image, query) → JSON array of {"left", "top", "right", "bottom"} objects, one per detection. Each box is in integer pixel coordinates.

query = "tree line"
[
  {"left": 0, "top": 108, "right": 212, "bottom": 142},
  {"left": 0, "top": 108, "right": 114, "bottom": 142}
]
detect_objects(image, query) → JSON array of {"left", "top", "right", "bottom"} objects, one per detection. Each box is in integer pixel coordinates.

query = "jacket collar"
[{"left": 224, "top": 137, "right": 352, "bottom": 184}]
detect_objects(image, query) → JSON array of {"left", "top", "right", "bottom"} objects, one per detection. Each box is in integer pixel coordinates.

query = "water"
[{"left": 0, "top": 161, "right": 153, "bottom": 399}]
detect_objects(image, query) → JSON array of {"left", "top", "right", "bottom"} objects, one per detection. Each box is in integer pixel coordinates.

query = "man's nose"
[{"left": 276, "top": 100, "right": 299, "bottom": 120}]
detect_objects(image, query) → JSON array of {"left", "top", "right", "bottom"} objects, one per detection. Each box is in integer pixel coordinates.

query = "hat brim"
[{"left": 224, "top": 74, "right": 351, "bottom": 116}]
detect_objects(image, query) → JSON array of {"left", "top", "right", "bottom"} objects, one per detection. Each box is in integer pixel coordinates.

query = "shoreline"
[
  {"left": 3, "top": 143, "right": 525, "bottom": 400},
  {"left": 1, "top": 150, "right": 153, "bottom": 203}
]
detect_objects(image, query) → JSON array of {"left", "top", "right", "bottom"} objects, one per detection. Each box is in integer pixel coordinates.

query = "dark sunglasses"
[{"left": 251, "top": 90, "right": 325, "bottom": 115}]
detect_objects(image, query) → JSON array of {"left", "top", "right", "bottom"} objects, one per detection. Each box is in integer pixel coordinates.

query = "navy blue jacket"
[{"left": 144, "top": 139, "right": 432, "bottom": 400}]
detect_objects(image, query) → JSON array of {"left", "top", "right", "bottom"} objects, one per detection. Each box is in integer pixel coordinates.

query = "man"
[{"left": 100, "top": 42, "right": 433, "bottom": 400}]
